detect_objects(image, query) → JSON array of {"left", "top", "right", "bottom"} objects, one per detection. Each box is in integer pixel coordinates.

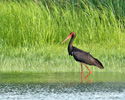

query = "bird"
[{"left": 62, "top": 32, "right": 104, "bottom": 82}]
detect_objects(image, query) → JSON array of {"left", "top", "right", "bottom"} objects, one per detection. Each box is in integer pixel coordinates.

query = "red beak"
[{"left": 62, "top": 34, "right": 73, "bottom": 44}]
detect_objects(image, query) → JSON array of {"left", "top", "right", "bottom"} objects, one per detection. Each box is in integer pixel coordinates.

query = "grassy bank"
[
  {"left": 0, "top": 1, "right": 124, "bottom": 73},
  {"left": 0, "top": 43, "right": 124, "bottom": 73}
]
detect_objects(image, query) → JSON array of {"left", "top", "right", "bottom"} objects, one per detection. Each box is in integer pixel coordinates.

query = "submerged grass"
[{"left": 0, "top": 1, "right": 125, "bottom": 73}]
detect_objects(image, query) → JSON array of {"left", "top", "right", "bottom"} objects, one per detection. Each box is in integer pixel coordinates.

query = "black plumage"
[{"left": 66, "top": 32, "right": 104, "bottom": 69}]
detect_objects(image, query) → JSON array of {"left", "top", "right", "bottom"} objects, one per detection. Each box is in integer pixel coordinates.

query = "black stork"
[{"left": 62, "top": 32, "right": 104, "bottom": 82}]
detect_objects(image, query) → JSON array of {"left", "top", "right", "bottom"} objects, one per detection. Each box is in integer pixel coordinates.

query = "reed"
[{"left": 0, "top": 0, "right": 124, "bottom": 46}]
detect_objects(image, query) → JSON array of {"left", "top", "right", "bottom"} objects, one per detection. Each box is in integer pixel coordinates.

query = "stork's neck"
[
  {"left": 68, "top": 36, "right": 75, "bottom": 55},
  {"left": 69, "top": 36, "right": 75, "bottom": 46}
]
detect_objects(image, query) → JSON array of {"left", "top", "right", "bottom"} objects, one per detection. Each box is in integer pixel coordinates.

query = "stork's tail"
[{"left": 94, "top": 58, "right": 104, "bottom": 69}]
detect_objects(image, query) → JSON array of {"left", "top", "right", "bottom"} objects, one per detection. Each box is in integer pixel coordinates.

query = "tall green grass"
[
  {"left": 0, "top": 0, "right": 124, "bottom": 73},
  {"left": 0, "top": 0, "right": 124, "bottom": 46}
]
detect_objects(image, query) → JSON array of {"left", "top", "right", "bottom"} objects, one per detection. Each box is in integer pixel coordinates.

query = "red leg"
[
  {"left": 85, "top": 65, "right": 92, "bottom": 79},
  {"left": 81, "top": 64, "right": 83, "bottom": 83}
]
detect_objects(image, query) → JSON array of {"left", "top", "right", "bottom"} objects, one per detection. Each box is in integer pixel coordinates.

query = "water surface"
[{"left": 0, "top": 72, "right": 125, "bottom": 100}]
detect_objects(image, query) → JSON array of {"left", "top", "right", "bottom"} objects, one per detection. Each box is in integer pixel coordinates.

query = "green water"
[{"left": 0, "top": 72, "right": 125, "bottom": 83}]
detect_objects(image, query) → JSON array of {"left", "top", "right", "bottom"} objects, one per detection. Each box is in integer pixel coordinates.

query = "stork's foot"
[{"left": 85, "top": 65, "right": 92, "bottom": 79}]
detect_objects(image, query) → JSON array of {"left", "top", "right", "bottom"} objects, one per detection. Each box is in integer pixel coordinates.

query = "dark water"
[{"left": 0, "top": 72, "right": 125, "bottom": 100}]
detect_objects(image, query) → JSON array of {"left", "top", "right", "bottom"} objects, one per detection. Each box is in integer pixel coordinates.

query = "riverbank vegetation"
[{"left": 0, "top": 0, "right": 124, "bottom": 73}]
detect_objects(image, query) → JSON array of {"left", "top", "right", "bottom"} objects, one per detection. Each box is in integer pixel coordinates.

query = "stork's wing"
[{"left": 72, "top": 46, "right": 104, "bottom": 69}]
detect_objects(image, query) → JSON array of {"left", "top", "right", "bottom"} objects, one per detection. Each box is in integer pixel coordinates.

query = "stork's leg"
[
  {"left": 85, "top": 65, "right": 92, "bottom": 79},
  {"left": 81, "top": 64, "right": 83, "bottom": 83}
]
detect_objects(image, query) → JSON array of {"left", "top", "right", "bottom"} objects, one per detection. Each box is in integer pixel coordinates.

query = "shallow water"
[{"left": 0, "top": 72, "right": 125, "bottom": 100}]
